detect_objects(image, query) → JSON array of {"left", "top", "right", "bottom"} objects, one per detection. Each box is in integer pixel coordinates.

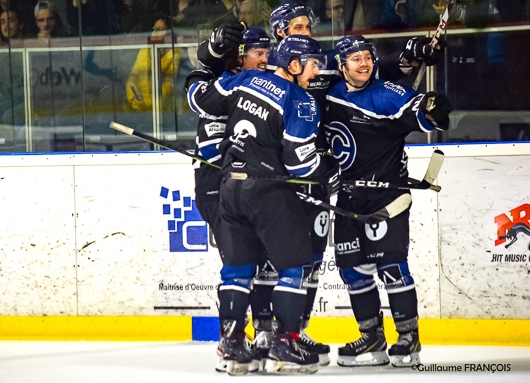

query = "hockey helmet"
[
  {"left": 269, "top": 2, "right": 317, "bottom": 41},
  {"left": 238, "top": 26, "right": 271, "bottom": 56},
  {"left": 335, "top": 35, "right": 377, "bottom": 66},
  {"left": 275, "top": 34, "right": 326, "bottom": 70}
]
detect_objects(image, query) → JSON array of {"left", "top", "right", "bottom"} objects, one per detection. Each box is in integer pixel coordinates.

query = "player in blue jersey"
[
  {"left": 323, "top": 35, "right": 452, "bottom": 368},
  {"left": 186, "top": 26, "right": 273, "bottom": 373},
  {"left": 188, "top": 35, "right": 341, "bottom": 375}
]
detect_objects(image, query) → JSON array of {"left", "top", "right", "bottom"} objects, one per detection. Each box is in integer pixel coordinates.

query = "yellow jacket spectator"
[{"left": 126, "top": 17, "right": 180, "bottom": 112}]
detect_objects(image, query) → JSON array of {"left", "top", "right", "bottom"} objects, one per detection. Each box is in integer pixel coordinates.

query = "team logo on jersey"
[
  {"left": 314, "top": 211, "right": 329, "bottom": 237},
  {"left": 294, "top": 100, "right": 317, "bottom": 122},
  {"left": 326, "top": 121, "right": 356, "bottom": 170},
  {"left": 160, "top": 187, "right": 208, "bottom": 252},
  {"left": 365, "top": 221, "right": 388, "bottom": 241}
]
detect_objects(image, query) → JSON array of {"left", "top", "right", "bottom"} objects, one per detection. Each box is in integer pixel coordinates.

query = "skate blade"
[
  {"left": 215, "top": 355, "right": 227, "bottom": 373},
  {"left": 390, "top": 352, "right": 421, "bottom": 368},
  {"left": 337, "top": 351, "right": 390, "bottom": 367},
  {"left": 249, "top": 359, "right": 260, "bottom": 373},
  {"left": 265, "top": 359, "right": 319, "bottom": 375},
  {"left": 318, "top": 354, "right": 331, "bottom": 366},
  {"left": 226, "top": 360, "right": 250, "bottom": 376}
]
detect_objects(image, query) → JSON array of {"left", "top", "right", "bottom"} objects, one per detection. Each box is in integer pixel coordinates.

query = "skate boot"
[
  {"left": 265, "top": 330, "right": 319, "bottom": 375},
  {"left": 251, "top": 319, "right": 274, "bottom": 371},
  {"left": 215, "top": 332, "right": 259, "bottom": 373},
  {"left": 216, "top": 319, "right": 254, "bottom": 376},
  {"left": 298, "top": 329, "right": 331, "bottom": 366},
  {"left": 337, "top": 313, "right": 390, "bottom": 367},
  {"left": 388, "top": 330, "right": 421, "bottom": 367}
]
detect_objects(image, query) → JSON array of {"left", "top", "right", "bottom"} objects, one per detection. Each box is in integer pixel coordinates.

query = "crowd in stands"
[{"left": 2, "top": 0, "right": 530, "bottom": 47}]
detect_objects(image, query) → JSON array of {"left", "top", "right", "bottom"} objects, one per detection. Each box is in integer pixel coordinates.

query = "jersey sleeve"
[
  {"left": 187, "top": 75, "right": 233, "bottom": 121},
  {"left": 281, "top": 92, "right": 322, "bottom": 178}
]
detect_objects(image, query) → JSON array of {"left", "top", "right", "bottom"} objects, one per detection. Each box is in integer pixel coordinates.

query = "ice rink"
[{"left": 1, "top": 341, "right": 529, "bottom": 383}]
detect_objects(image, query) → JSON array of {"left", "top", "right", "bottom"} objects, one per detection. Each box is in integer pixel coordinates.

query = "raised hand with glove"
[
  {"left": 400, "top": 36, "right": 447, "bottom": 67},
  {"left": 420, "top": 92, "right": 453, "bottom": 130},
  {"left": 208, "top": 22, "right": 246, "bottom": 58}
]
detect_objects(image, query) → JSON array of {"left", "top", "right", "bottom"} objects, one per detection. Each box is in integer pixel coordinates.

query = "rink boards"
[{"left": 0, "top": 143, "right": 529, "bottom": 344}]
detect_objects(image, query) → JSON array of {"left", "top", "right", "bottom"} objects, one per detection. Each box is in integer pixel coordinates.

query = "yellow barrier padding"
[
  {"left": 300, "top": 317, "right": 530, "bottom": 347},
  {"left": 0, "top": 316, "right": 191, "bottom": 341},
  {"left": 1, "top": 316, "right": 529, "bottom": 345}
]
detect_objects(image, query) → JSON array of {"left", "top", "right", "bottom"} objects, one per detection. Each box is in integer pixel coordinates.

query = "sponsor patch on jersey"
[
  {"left": 383, "top": 81, "right": 406, "bottom": 96},
  {"left": 204, "top": 122, "right": 225, "bottom": 137},
  {"left": 295, "top": 143, "right": 316, "bottom": 162}
]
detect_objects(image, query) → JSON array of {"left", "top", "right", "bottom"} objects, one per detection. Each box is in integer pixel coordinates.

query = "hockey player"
[
  {"left": 194, "top": 2, "right": 444, "bottom": 368},
  {"left": 187, "top": 34, "right": 341, "bottom": 375},
  {"left": 323, "top": 35, "right": 453, "bottom": 368},
  {"left": 186, "top": 25, "right": 272, "bottom": 373}
]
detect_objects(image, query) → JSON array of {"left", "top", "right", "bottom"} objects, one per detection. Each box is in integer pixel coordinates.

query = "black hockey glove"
[
  {"left": 423, "top": 38, "right": 447, "bottom": 66},
  {"left": 209, "top": 22, "right": 245, "bottom": 58},
  {"left": 420, "top": 92, "right": 453, "bottom": 130},
  {"left": 315, "top": 155, "right": 342, "bottom": 199},
  {"left": 400, "top": 37, "right": 433, "bottom": 67}
]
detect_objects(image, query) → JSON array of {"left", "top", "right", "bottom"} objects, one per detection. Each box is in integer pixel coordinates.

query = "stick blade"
[
  {"left": 386, "top": 193, "right": 412, "bottom": 219},
  {"left": 423, "top": 150, "right": 444, "bottom": 184},
  {"left": 110, "top": 121, "right": 134, "bottom": 135}
]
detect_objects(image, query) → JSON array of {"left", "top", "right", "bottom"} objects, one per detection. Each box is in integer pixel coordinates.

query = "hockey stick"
[
  {"left": 343, "top": 149, "right": 444, "bottom": 192},
  {"left": 230, "top": 149, "right": 444, "bottom": 192},
  {"left": 108, "top": 122, "right": 420, "bottom": 221},
  {"left": 109, "top": 121, "right": 221, "bottom": 169},
  {"left": 296, "top": 192, "right": 412, "bottom": 224},
  {"left": 412, "top": 0, "right": 456, "bottom": 90}
]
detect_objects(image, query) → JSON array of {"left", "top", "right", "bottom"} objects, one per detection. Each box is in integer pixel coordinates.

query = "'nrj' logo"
[
  {"left": 494, "top": 204, "right": 530, "bottom": 248},
  {"left": 160, "top": 186, "right": 208, "bottom": 252}
]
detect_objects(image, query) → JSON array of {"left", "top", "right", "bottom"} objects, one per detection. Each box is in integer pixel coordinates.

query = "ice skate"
[
  {"left": 388, "top": 330, "right": 421, "bottom": 367},
  {"left": 215, "top": 332, "right": 259, "bottom": 373},
  {"left": 298, "top": 329, "right": 331, "bottom": 366},
  {"left": 215, "top": 320, "right": 254, "bottom": 376},
  {"left": 337, "top": 313, "right": 390, "bottom": 367},
  {"left": 265, "top": 331, "right": 319, "bottom": 375}
]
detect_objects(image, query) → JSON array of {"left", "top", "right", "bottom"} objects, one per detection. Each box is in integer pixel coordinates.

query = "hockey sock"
[
  {"left": 218, "top": 289, "right": 250, "bottom": 332},
  {"left": 349, "top": 286, "right": 382, "bottom": 323},
  {"left": 250, "top": 283, "right": 274, "bottom": 323},
  {"left": 388, "top": 287, "right": 418, "bottom": 324},
  {"left": 271, "top": 289, "right": 305, "bottom": 333}
]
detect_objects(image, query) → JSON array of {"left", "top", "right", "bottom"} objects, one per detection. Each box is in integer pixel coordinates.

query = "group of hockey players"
[{"left": 185, "top": 1, "right": 453, "bottom": 376}]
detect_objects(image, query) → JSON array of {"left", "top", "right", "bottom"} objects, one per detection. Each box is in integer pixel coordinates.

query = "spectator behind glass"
[
  {"left": 66, "top": 0, "right": 129, "bottom": 36},
  {"left": 1, "top": 9, "right": 32, "bottom": 46},
  {"left": 236, "top": 0, "right": 271, "bottom": 31},
  {"left": 343, "top": 0, "right": 382, "bottom": 32},
  {"left": 121, "top": 0, "right": 177, "bottom": 34},
  {"left": 34, "top": 0, "right": 70, "bottom": 41},
  {"left": 316, "top": 0, "right": 345, "bottom": 36},
  {"left": 125, "top": 16, "right": 181, "bottom": 115},
  {"left": 174, "top": 0, "right": 228, "bottom": 28}
]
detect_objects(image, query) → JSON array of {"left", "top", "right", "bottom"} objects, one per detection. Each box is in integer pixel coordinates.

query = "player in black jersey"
[
  {"left": 187, "top": 25, "right": 273, "bottom": 374},
  {"left": 188, "top": 35, "right": 340, "bottom": 375},
  {"left": 323, "top": 35, "right": 452, "bottom": 368}
]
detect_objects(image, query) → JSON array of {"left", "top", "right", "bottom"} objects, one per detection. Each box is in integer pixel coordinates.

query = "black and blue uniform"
[{"left": 324, "top": 77, "right": 443, "bottom": 326}]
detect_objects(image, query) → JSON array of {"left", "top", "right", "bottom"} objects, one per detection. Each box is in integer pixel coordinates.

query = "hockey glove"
[
  {"left": 424, "top": 38, "right": 447, "bottom": 66},
  {"left": 315, "top": 155, "right": 342, "bottom": 199},
  {"left": 208, "top": 22, "right": 245, "bottom": 58},
  {"left": 420, "top": 92, "right": 453, "bottom": 130},
  {"left": 400, "top": 37, "right": 433, "bottom": 67}
]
